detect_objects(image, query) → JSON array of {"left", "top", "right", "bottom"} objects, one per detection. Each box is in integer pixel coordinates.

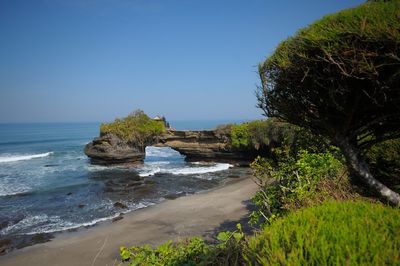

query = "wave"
[
  {"left": 85, "top": 164, "right": 123, "bottom": 172},
  {"left": 0, "top": 189, "right": 31, "bottom": 197},
  {"left": 0, "top": 202, "right": 154, "bottom": 236},
  {"left": 0, "top": 152, "right": 53, "bottom": 163},
  {"left": 138, "top": 162, "right": 232, "bottom": 177},
  {"left": 139, "top": 167, "right": 161, "bottom": 177},
  {"left": 145, "top": 146, "right": 182, "bottom": 158},
  {"left": 166, "top": 163, "right": 232, "bottom": 175}
]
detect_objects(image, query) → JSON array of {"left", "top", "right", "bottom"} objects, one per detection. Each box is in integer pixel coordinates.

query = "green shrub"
[
  {"left": 120, "top": 237, "right": 210, "bottom": 266},
  {"left": 230, "top": 123, "right": 251, "bottom": 149},
  {"left": 100, "top": 110, "right": 165, "bottom": 145},
  {"left": 119, "top": 224, "right": 245, "bottom": 266},
  {"left": 120, "top": 202, "right": 400, "bottom": 266},
  {"left": 249, "top": 150, "right": 353, "bottom": 225},
  {"left": 245, "top": 201, "right": 400, "bottom": 265}
]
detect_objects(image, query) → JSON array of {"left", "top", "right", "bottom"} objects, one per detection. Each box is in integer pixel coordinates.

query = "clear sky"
[{"left": 0, "top": 0, "right": 364, "bottom": 123}]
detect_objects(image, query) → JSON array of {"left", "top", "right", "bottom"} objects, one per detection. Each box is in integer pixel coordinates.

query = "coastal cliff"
[{"left": 84, "top": 129, "right": 256, "bottom": 166}]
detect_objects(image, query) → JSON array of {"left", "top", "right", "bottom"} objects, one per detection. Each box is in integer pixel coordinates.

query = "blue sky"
[{"left": 0, "top": 0, "right": 364, "bottom": 123}]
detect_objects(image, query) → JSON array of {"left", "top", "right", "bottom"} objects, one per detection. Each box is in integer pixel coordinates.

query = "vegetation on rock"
[
  {"left": 100, "top": 110, "right": 165, "bottom": 146},
  {"left": 229, "top": 119, "right": 327, "bottom": 154}
]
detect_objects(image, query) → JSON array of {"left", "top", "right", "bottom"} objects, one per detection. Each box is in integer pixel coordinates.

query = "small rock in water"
[
  {"left": 104, "top": 187, "right": 114, "bottom": 192},
  {"left": 78, "top": 204, "right": 85, "bottom": 208},
  {"left": 67, "top": 192, "right": 73, "bottom": 196},
  {"left": 44, "top": 164, "right": 58, "bottom": 167},
  {"left": 113, "top": 202, "right": 128, "bottom": 209},
  {"left": 126, "top": 181, "right": 143, "bottom": 187}
]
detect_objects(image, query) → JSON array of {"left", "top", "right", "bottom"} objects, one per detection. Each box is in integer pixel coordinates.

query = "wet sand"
[{"left": 0, "top": 176, "right": 258, "bottom": 266}]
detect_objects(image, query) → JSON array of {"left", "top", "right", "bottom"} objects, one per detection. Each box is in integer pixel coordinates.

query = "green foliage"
[
  {"left": 230, "top": 123, "right": 250, "bottom": 148},
  {"left": 249, "top": 150, "right": 350, "bottom": 225},
  {"left": 257, "top": 0, "right": 400, "bottom": 149},
  {"left": 120, "top": 224, "right": 246, "bottom": 266},
  {"left": 120, "top": 238, "right": 209, "bottom": 266},
  {"left": 100, "top": 109, "right": 165, "bottom": 145},
  {"left": 245, "top": 201, "right": 400, "bottom": 265},
  {"left": 120, "top": 202, "right": 400, "bottom": 266},
  {"left": 230, "top": 119, "right": 328, "bottom": 155},
  {"left": 256, "top": 0, "right": 400, "bottom": 204}
]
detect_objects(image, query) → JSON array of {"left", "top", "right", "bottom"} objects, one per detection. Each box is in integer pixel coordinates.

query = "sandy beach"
[{"left": 0, "top": 176, "right": 258, "bottom": 266}]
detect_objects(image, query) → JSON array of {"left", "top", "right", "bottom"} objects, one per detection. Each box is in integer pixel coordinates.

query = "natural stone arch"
[{"left": 84, "top": 130, "right": 255, "bottom": 166}]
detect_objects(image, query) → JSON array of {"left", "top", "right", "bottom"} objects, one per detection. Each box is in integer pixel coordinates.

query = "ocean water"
[{"left": 0, "top": 122, "right": 247, "bottom": 242}]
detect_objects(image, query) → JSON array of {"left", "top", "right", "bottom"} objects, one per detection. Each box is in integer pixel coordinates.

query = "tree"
[{"left": 256, "top": 0, "right": 400, "bottom": 204}]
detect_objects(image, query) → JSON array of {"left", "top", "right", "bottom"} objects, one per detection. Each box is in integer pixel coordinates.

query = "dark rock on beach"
[
  {"left": 112, "top": 214, "right": 124, "bottom": 222},
  {"left": 0, "top": 233, "right": 54, "bottom": 255},
  {"left": 0, "top": 239, "right": 11, "bottom": 255}
]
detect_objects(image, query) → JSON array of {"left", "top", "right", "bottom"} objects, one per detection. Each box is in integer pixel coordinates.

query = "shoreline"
[{"left": 0, "top": 175, "right": 258, "bottom": 266}]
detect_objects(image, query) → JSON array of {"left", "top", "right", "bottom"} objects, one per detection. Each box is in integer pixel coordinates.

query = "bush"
[
  {"left": 100, "top": 110, "right": 165, "bottom": 146},
  {"left": 120, "top": 202, "right": 400, "bottom": 266},
  {"left": 249, "top": 150, "right": 354, "bottom": 225},
  {"left": 246, "top": 201, "right": 400, "bottom": 265},
  {"left": 119, "top": 224, "right": 246, "bottom": 266}
]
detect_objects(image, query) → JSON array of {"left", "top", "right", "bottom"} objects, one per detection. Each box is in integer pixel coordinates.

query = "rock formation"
[
  {"left": 84, "top": 133, "right": 145, "bottom": 165},
  {"left": 155, "top": 130, "right": 253, "bottom": 165},
  {"left": 84, "top": 129, "right": 257, "bottom": 166}
]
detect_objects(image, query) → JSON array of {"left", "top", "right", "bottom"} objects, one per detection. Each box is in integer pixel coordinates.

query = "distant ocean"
[{"left": 0, "top": 121, "right": 249, "bottom": 245}]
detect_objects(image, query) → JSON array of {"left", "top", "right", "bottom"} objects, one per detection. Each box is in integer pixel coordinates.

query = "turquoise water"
[{"left": 0, "top": 121, "right": 245, "bottom": 240}]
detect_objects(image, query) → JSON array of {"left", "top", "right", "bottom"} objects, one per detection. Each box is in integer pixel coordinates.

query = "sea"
[{"left": 0, "top": 121, "right": 250, "bottom": 249}]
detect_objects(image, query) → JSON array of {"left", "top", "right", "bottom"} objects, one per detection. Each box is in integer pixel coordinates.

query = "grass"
[{"left": 246, "top": 200, "right": 400, "bottom": 266}]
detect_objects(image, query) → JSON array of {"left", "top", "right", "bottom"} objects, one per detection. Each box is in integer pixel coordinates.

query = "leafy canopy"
[{"left": 257, "top": 0, "right": 400, "bottom": 148}]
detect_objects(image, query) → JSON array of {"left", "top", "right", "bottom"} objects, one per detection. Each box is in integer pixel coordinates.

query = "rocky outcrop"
[
  {"left": 155, "top": 130, "right": 253, "bottom": 165},
  {"left": 84, "top": 134, "right": 145, "bottom": 165},
  {"left": 84, "top": 129, "right": 257, "bottom": 166}
]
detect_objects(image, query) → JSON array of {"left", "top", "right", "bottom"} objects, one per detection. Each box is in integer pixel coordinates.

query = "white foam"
[
  {"left": 145, "top": 146, "right": 182, "bottom": 158},
  {"left": 0, "top": 202, "right": 154, "bottom": 235},
  {"left": 166, "top": 163, "right": 232, "bottom": 175},
  {"left": 0, "top": 152, "right": 53, "bottom": 163},
  {"left": 138, "top": 162, "right": 232, "bottom": 177},
  {"left": 0, "top": 189, "right": 31, "bottom": 197},
  {"left": 139, "top": 167, "right": 161, "bottom": 177},
  {"left": 86, "top": 164, "right": 121, "bottom": 172}
]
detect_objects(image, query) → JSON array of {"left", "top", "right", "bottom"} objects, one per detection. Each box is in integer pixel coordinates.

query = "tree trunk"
[{"left": 336, "top": 138, "right": 400, "bottom": 206}]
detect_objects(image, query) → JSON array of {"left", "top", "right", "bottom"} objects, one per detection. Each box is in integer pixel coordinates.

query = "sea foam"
[
  {"left": 0, "top": 152, "right": 53, "bottom": 163},
  {"left": 138, "top": 162, "right": 232, "bottom": 177},
  {"left": 0, "top": 201, "right": 154, "bottom": 235}
]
